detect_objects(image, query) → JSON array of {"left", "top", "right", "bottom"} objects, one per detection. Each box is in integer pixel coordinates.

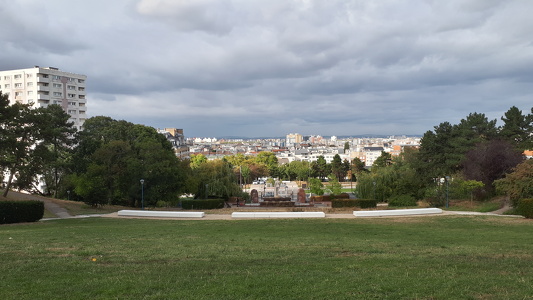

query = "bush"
[
  {"left": 388, "top": 195, "right": 417, "bottom": 207},
  {"left": 181, "top": 199, "right": 224, "bottom": 210},
  {"left": 355, "top": 199, "right": 378, "bottom": 209},
  {"left": 331, "top": 199, "right": 377, "bottom": 209},
  {"left": 517, "top": 198, "right": 533, "bottom": 219},
  {"left": 331, "top": 193, "right": 350, "bottom": 200},
  {"left": 0, "top": 200, "right": 44, "bottom": 224},
  {"left": 310, "top": 195, "right": 331, "bottom": 202}
]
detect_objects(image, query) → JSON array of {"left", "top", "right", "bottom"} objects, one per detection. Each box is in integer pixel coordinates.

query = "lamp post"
[
  {"left": 140, "top": 179, "right": 145, "bottom": 210},
  {"left": 67, "top": 190, "right": 70, "bottom": 201},
  {"left": 445, "top": 176, "right": 450, "bottom": 209}
]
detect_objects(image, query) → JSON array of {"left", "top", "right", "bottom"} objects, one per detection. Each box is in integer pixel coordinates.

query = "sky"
[{"left": 1, "top": 0, "right": 532, "bottom": 138}]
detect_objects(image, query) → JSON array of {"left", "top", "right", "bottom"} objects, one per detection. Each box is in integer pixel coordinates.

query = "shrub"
[
  {"left": 517, "top": 198, "right": 533, "bottom": 219},
  {"left": 331, "top": 193, "right": 350, "bottom": 200},
  {"left": 388, "top": 195, "right": 417, "bottom": 207},
  {"left": 310, "top": 195, "right": 331, "bottom": 202},
  {"left": 331, "top": 199, "right": 377, "bottom": 209},
  {"left": 0, "top": 200, "right": 44, "bottom": 224},
  {"left": 180, "top": 199, "right": 224, "bottom": 210},
  {"left": 355, "top": 199, "right": 378, "bottom": 209}
]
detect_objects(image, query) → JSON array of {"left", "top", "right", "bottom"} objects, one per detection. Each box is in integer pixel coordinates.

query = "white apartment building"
[{"left": 0, "top": 66, "right": 87, "bottom": 130}]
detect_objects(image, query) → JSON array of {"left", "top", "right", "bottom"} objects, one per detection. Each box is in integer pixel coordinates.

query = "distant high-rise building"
[
  {"left": 286, "top": 133, "right": 303, "bottom": 145},
  {"left": 0, "top": 66, "right": 87, "bottom": 130}
]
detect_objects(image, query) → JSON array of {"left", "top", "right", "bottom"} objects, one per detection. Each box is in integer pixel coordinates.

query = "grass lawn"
[{"left": 1, "top": 216, "right": 532, "bottom": 299}]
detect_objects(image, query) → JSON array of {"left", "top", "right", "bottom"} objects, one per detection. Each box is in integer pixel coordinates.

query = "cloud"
[{"left": 0, "top": 0, "right": 532, "bottom": 137}]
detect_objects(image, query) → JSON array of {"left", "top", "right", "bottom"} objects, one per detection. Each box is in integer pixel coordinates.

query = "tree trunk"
[{"left": 2, "top": 172, "right": 14, "bottom": 197}]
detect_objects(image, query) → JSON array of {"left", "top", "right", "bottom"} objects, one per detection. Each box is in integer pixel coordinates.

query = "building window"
[
  {"left": 68, "top": 94, "right": 76, "bottom": 98},
  {"left": 27, "top": 82, "right": 33, "bottom": 87},
  {"left": 79, "top": 110, "right": 86, "bottom": 114},
  {"left": 15, "top": 92, "right": 22, "bottom": 96},
  {"left": 78, "top": 95, "right": 85, "bottom": 99},
  {"left": 68, "top": 101, "right": 76, "bottom": 106},
  {"left": 15, "top": 83, "right": 22, "bottom": 88},
  {"left": 42, "top": 74, "right": 49, "bottom": 78},
  {"left": 14, "top": 74, "right": 22, "bottom": 79},
  {"left": 78, "top": 87, "right": 85, "bottom": 91},
  {"left": 26, "top": 74, "right": 33, "bottom": 78},
  {"left": 68, "top": 78, "right": 75, "bottom": 82},
  {"left": 68, "top": 110, "right": 77, "bottom": 114},
  {"left": 4, "top": 84, "right": 10, "bottom": 88},
  {"left": 4, "top": 76, "right": 9, "bottom": 80},
  {"left": 78, "top": 79, "right": 85, "bottom": 83},
  {"left": 53, "top": 75, "right": 61, "bottom": 80},
  {"left": 68, "top": 85, "right": 76, "bottom": 90},
  {"left": 28, "top": 91, "right": 33, "bottom": 96},
  {"left": 53, "top": 83, "right": 62, "bottom": 88},
  {"left": 53, "top": 92, "right": 62, "bottom": 96}
]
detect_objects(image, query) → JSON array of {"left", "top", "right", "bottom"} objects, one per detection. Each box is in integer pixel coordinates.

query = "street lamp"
[
  {"left": 140, "top": 179, "right": 145, "bottom": 210},
  {"left": 445, "top": 176, "right": 450, "bottom": 209}
]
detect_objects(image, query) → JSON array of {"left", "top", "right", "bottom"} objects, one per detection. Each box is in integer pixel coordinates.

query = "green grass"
[
  {"left": 1, "top": 216, "right": 532, "bottom": 299},
  {"left": 446, "top": 200, "right": 503, "bottom": 213}
]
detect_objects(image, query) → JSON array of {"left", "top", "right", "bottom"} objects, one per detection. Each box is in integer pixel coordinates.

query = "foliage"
[
  {"left": 308, "top": 177, "right": 324, "bottom": 196},
  {"left": 330, "top": 154, "right": 348, "bottom": 181},
  {"left": 495, "top": 159, "right": 533, "bottom": 207},
  {"left": 189, "top": 154, "right": 207, "bottom": 169},
  {"left": 69, "top": 117, "right": 186, "bottom": 207},
  {"left": 372, "top": 151, "right": 392, "bottom": 168},
  {"left": 499, "top": 106, "right": 533, "bottom": 151},
  {"left": 355, "top": 199, "right": 378, "bottom": 208},
  {"left": 0, "top": 92, "right": 76, "bottom": 197},
  {"left": 186, "top": 159, "right": 242, "bottom": 200},
  {"left": 517, "top": 198, "right": 533, "bottom": 219},
  {"left": 388, "top": 195, "right": 417, "bottom": 207},
  {"left": 0, "top": 200, "right": 44, "bottom": 224},
  {"left": 255, "top": 151, "right": 278, "bottom": 176},
  {"left": 325, "top": 174, "right": 342, "bottom": 196},
  {"left": 458, "top": 180, "right": 484, "bottom": 202},
  {"left": 311, "top": 155, "right": 329, "bottom": 180},
  {"left": 462, "top": 139, "right": 523, "bottom": 192},
  {"left": 180, "top": 199, "right": 225, "bottom": 210}
]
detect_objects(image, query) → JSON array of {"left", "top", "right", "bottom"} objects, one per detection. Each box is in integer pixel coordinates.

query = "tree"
[
  {"left": 311, "top": 155, "right": 329, "bottom": 180},
  {"left": 495, "top": 159, "right": 533, "bottom": 207},
  {"left": 372, "top": 151, "right": 392, "bottom": 169},
  {"left": 330, "top": 154, "right": 347, "bottom": 181},
  {"left": 462, "top": 139, "right": 524, "bottom": 192},
  {"left": 308, "top": 177, "right": 324, "bottom": 196},
  {"left": 186, "top": 160, "right": 242, "bottom": 200},
  {"left": 500, "top": 106, "right": 533, "bottom": 151},
  {"left": 460, "top": 180, "right": 484, "bottom": 203},
  {"left": 69, "top": 117, "right": 186, "bottom": 207},
  {"left": 0, "top": 95, "right": 38, "bottom": 197},
  {"left": 326, "top": 174, "right": 342, "bottom": 196},
  {"left": 255, "top": 151, "right": 278, "bottom": 176},
  {"left": 190, "top": 154, "right": 207, "bottom": 169},
  {"left": 31, "top": 105, "right": 76, "bottom": 197}
]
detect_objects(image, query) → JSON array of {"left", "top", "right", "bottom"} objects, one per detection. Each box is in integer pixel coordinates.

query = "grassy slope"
[{"left": 1, "top": 216, "right": 532, "bottom": 299}]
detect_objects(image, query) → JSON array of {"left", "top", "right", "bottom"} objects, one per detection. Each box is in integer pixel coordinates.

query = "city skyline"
[{"left": 1, "top": 0, "right": 532, "bottom": 137}]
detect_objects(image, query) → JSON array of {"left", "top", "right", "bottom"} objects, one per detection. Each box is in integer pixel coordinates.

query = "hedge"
[
  {"left": 517, "top": 198, "right": 533, "bottom": 219},
  {"left": 388, "top": 195, "right": 417, "bottom": 207},
  {"left": 180, "top": 199, "right": 225, "bottom": 210},
  {"left": 331, "top": 199, "right": 377, "bottom": 209},
  {"left": 0, "top": 200, "right": 44, "bottom": 224}
]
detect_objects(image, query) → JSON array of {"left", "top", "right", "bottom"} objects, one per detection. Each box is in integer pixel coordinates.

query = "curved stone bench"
[
  {"left": 232, "top": 212, "right": 325, "bottom": 218},
  {"left": 118, "top": 210, "right": 205, "bottom": 218},
  {"left": 353, "top": 208, "right": 442, "bottom": 217}
]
